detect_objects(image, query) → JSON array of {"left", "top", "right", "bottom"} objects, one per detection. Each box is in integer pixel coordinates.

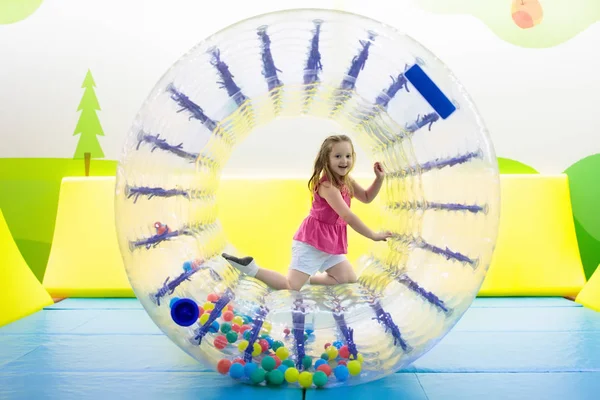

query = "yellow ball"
[
  {"left": 199, "top": 313, "right": 210, "bottom": 325},
  {"left": 203, "top": 302, "right": 215, "bottom": 311},
  {"left": 349, "top": 352, "right": 364, "bottom": 364},
  {"left": 284, "top": 367, "right": 299, "bottom": 383},
  {"left": 347, "top": 360, "right": 361, "bottom": 376},
  {"left": 261, "top": 320, "right": 272, "bottom": 334},
  {"left": 252, "top": 342, "right": 262, "bottom": 356},
  {"left": 326, "top": 346, "right": 338, "bottom": 359},
  {"left": 275, "top": 347, "right": 289, "bottom": 360},
  {"left": 237, "top": 340, "right": 249, "bottom": 352},
  {"left": 232, "top": 316, "right": 244, "bottom": 326},
  {"left": 298, "top": 371, "right": 313, "bottom": 388}
]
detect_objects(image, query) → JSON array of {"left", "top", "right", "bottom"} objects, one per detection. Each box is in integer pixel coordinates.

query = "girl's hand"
[
  {"left": 372, "top": 231, "right": 392, "bottom": 241},
  {"left": 374, "top": 162, "right": 385, "bottom": 179}
]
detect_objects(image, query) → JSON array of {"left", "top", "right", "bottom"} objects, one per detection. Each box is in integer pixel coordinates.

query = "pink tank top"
[{"left": 293, "top": 177, "right": 351, "bottom": 255}]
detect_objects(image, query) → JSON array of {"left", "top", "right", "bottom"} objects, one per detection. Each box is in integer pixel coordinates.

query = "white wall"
[{"left": 0, "top": 0, "right": 598, "bottom": 175}]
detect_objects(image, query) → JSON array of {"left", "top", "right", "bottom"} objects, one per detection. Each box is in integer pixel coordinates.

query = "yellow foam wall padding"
[
  {"left": 0, "top": 209, "right": 53, "bottom": 327},
  {"left": 43, "top": 177, "right": 134, "bottom": 297},
  {"left": 576, "top": 264, "right": 600, "bottom": 311},
  {"left": 217, "top": 178, "right": 381, "bottom": 273},
  {"left": 479, "top": 174, "right": 586, "bottom": 297}
]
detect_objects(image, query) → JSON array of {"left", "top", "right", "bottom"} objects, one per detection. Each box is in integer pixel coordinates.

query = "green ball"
[
  {"left": 282, "top": 359, "right": 295, "bottom": 368},
  {"left": 266, "top": 369, "right": 285, "bottom": 385},
  {"left": 261, "top": 355, "right": 276, "bottom": 371},
  {"left": 250, "top": 368, "right": 266, "bottom": 384},
  {"left": 220, "top": 322, "right": 231, "bottom": 334},
  {"left": 272, "top": 340, "right": 284, "bottom": 351},
  {"left": 302, "top": 355, "right": 312, "bottom": 369},
  {"left": 313, "top": 371, "right": 328, "bottom": 387},
  {"left": 320, "top": 353, "right": 329, "bottom": 360},
  {"left": 226, "top": 331, "right": 238, "bottom": 343}
]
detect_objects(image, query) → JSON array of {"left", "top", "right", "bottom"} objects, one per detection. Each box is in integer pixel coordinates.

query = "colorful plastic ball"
[
  {"left": 209, "top": 321, "right": 219, "bottom": 333},
  {"left": 350, "top": 353, "right": 364, "bottom": 364},
  {"left": 347, "top": 360, "right": 361, "bottom": 376},
  {"left": 198, "top": 306, "right": 204, "bottom": 316},
  {"left": 237, "top": 340, "right": 249, "bottom": 352},
  {"left": 220, "top": 322, "right": 232, "bottom": 334},
  {"left": 320, "top": 352, "right": 329, "bottom": 361},
  {"left": 272, "top": 340, "right": 284, "bottom": 351},
  {"left": 222, "top": 310, "right": 234, "bottom": 322},
  {"left": 226, "top": 331, "right": 238, "bottom": 343},
  {"left": 252, "top": 342, "right": 262, "bottom": 357},
  {"left": 298, "top": 371, "right": 313, "bottom": 388},
  {"left": 283, "top": 328, "right": 290, "bottom": 335},
  {"left": 339, "top": 345, "right": 350, "bottom": 359},
  {"left": 261, "top": 356, "right": 276, "bottom": 371},
  {"left": 199, "top": 313, "right": 210, "bottom": 325},
  {"left": 338, "top": 360, "right": 347, "bottom": 366},
  {"left": 285, "top": 367, "right": 299, "bottom": 383},
  {"left": 264, "top": 336, "right": 274, "bottom": 347},
  {"left": 232, "top": 357, "right": 245, "bottom": 365},
  {"left": 332, "top": 340, "right": 343, "bottom": 349},
  {"left": 231, "top": 324, "right": 241, "bottom": 333},
  {"left": 266, "top": 369, "right": 284, "bottom": 386},
  {"left": 214, "top": 335, "right": 228, "bottom": 349},
  {"left": 282, "top": 359, "right": 295, "bottom": 368},
  {"left": 275, "top": 346, "right": 289, "bottom": 360},
  {"left": 277, "top": 364, "right": 289, "bottom": 373},
  {"left": 232, "top": 316, "right": 244, "bottom": 326},
  {"left": 182, "top": 261, "right": 193, "bottom": 272},
  {"left": 169, "top": 297, "right": 180, "bottom": 308},
  {"left": 250, "top": 368, "right": 266, "bottom": 384},
  {"left": 261, "top": 320, "right": 272, "bottom": 334},
  {"left": 259, "top": 339, "right": 269, "bottom": 352},
  {"left": 207, "top": 293, "right": 220, "bottom": 302},
  {"left": 314, "top": 359, "right": 327, "bottom": 369},
  {"left": 272, "top": 355, "right": 281, "bottom": 368},
  {"left": 243, "top": 315, "right": 253, "bottom": 324},
  {"left": 326, "top": 346, "right": 338, "bottom": 360},
  {"left": 333, "top": 365, "right": 349, "bottom": 381},
  {"left": 243, "top": 330, "right": 252, "bottom": 340},
  {"left": 324, "top": 342, "right": 331, "bottom": 349},
  {"left": 313, "top": 371, "right": 328, "bottom": 387},
  {"left": 203, "top": 301, "right": 215, "bottom": 311},
  {"left": 302, "top": 355, "right": 312, "bottom": 370},
  {"left": 229, "top": 362, "right": 244, "bottom": 379},
  {"left": 317, "top": 364, "right": 332, "bottom": 376},
  {"left": 217, "top": 359, "right": 231, "bottom": 374},
  {"left": 240, "top": 325, "right": 251, "bottom": 334},
  {"left": 244, "top": 362, "right": 258, "bottom": 377},
  {"left": 305, "top": 329, "right": 314, "bottom": 335}
]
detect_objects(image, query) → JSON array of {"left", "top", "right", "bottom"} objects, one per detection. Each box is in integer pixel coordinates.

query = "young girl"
[{"left": 222, "top": 134, "right": 391, "bottom": 291}]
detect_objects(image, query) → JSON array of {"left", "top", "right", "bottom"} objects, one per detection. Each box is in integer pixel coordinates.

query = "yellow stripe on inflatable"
[
  {"left": 576, "top": 264, "right": 600, "bottom": 312},
  {"left": 479, "top": 174, "right": 586, "bottom": 297},
  {"left": 0, "top": 209, "right": 53, "bottom": 327},
  {"left": 42, "top": 177, "right": 133, "bottom": 297}
]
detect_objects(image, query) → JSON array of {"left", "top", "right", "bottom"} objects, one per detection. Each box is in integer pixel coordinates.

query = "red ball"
[
  {"left": 231, "top": 323, "right": 241, "bottom": 333},
  {"left": 217, "top": 359, "right": 232, "bottom": 374},
  {"left": 222, "top": 310, "right": 234, "bottom": 322},
  {"left": 240, "top": 325, "right": 251, "bottom": 334},
  {"left": 198, "top": 306, "right": 204, "bottom": 316},
  {"left": 259, "top": 339, "right": 269, "bottom": 352},
  {"left": 227, "top": 305, "right": 234, "bottom": 312},
  {"left": 232, "top": 357, "right": 246, "bottom": 365},
  {"left": 214, "top": 335, "right": 228, "bottom": 349},
  {"left": 339, "top": 345, "right": 350, "bottom": 359},
  {"left": 273, "top": 355, "right": 281, "bottom": 368},
  {"left": 317, "top": 364, "right": 332, "bottom": 376},
  {"left": 207, "top": 293, "right": 220, "bottom": 302},
  {"left": 337, "top": 360, "right": 347, "bottom": 366},
  {"left": 283, "top": 328, "right": 290, "bottom": 335},
  {"left": 324, "top": 342, "right": 331, "bottom": 349}
]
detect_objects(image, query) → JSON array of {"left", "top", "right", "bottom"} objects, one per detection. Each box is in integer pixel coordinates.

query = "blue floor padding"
[{"left": 1, "top": 296, "right": 600, "bottom": 399}]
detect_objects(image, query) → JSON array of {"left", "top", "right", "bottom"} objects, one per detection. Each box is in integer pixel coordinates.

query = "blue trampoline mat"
[{"left": 1, "top": 297, "right": 599, "bottom": 399}]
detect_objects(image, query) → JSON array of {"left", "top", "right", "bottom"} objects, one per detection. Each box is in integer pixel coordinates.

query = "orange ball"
[
  {"left": 217, "top": 359, "right": 231, "bottom": 374},
  {"left": 317, "top": 364, "right": 332, "bottom": 376}
]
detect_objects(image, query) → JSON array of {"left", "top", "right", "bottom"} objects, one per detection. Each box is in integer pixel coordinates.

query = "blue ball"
[
  {"left": 209, "top": 320, "right": 220, "bottom": 333},
  {"left": 169, "top": 297, "right": 180, "bottom": 308},
  {"left": 332, "top": 340, "right": 343, "bottom": 349},
  {"left": 244, "top": 362, "right": 258, "bottom": 377},
  {"left": 314, "top": 359, "right": 327, "bottom": 369},
  {"left": 243, "top": 330, "right": 252, "bottom": 340},
  {"left": 264, "top": 336, "right": 274, "bottom": 347},
  {"left": 277, "top": 364, "right": 289, "bottom": 373},
  {"left": 182, "top": 261, "right": 192, "bottom": 272},
  {"left": 229, "top": 363, "right": 245, "bottom": 379},
  {"left": 334, "top": 365, "right": 349, "bottom": 381}
]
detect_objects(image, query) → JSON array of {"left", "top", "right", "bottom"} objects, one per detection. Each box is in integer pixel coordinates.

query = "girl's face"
[{"left": 328, "top": 141, "right": 353, "bottom": 177}]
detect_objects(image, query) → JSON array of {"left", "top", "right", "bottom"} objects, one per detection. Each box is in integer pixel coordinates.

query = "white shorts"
[{"left": 290, "top": 240, "right": 347, "bottom": 276}]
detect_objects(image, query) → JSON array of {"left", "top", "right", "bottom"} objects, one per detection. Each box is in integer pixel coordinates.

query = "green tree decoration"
[{"left": 73, "top": 69, "right": 105, "bottom": 176}]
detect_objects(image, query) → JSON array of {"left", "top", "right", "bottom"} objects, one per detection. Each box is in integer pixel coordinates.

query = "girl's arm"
[
  {"left": 350, "top": 175, "right": 384, "bottom": 204},
  {"left": 319, "top": 182, "right": 379, "bottom": 240}
]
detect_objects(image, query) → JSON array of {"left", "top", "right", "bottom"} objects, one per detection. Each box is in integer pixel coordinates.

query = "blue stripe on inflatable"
[{"left": 405, "top": 64, "right": 456, "bottom": 119}]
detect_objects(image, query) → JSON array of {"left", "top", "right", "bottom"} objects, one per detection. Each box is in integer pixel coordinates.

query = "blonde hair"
[{"left": 308, "top": 134, "right": 356, "bottom": 198}]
